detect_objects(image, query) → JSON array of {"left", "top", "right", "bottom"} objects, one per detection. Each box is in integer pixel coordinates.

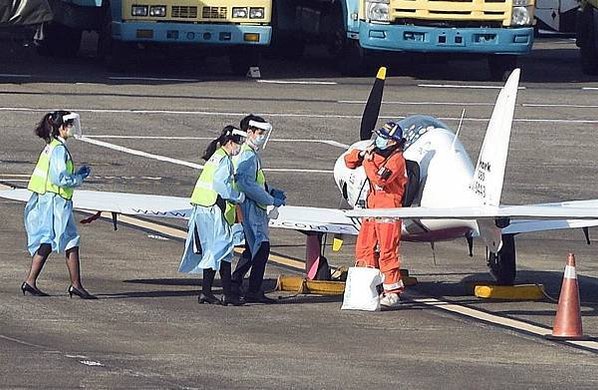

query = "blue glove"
[
  {"left": 270, "top": 188, "right": 286, "bottom": 201},
  {"left": 273, "top": 197, "right": 285, "bottom": 207},
  {"left": 76, "top": 165, "right": 91, "bottom": 179}
]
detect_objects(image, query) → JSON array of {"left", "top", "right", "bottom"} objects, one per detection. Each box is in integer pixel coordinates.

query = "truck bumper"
[
  {"left": 358, "top": 23, "right": 533, "bottom": 55},
  {"left": 112, "top": 21, "right": 272, "bottom": 46}
]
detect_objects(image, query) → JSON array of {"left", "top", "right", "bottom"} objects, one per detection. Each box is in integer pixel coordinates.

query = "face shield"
[
  {"left": 62, "top": 113, "right": 82, "bottom": 139},
  {"left": 248, "top": 120, "right": 273, "bottom": 149},
  {"left": 229, "top": 128, "right": 248, "bottom": 156}
]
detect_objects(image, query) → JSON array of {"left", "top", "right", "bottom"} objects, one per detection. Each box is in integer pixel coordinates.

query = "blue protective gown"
[
  {"left": 234, "top": 145, "right": 276, "bottom": 258},
  {"left": 24, "top": 139, "right": 85, "bottom": 256},
  {"left": 178, "top": 153, "right": 244, "bottom": 273}
]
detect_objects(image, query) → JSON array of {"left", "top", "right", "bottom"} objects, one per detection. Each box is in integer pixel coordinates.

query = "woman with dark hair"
[
  {"left": 179, "top": 125, "right": 247, "bottom": 306},
  {"left": 22, "top": 110, "right": 95, "bottom": 299}
]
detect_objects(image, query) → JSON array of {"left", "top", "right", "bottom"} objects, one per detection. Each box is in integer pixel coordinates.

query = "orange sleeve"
[
  {"left": 366, "top": 153, "right": 407, "bottom": 189},
  {"left": 344, "top": 149, "right": 363, "bottom": 169}
]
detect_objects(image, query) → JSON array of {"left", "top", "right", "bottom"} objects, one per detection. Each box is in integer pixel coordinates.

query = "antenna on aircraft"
[
  {"left": 451, "top": 108, "right": 466, "bottom": 151},
  {"left": 359, "top": 67, "right": 387, "bottom": 141}
]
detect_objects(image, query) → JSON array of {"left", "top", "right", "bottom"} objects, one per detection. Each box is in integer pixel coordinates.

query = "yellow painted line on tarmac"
[
  {"left": 410, "top": 296, "right": 598, "bottom": 353},
  {"left": 98, "top": 213, "right": 306, "bottom": 272}
]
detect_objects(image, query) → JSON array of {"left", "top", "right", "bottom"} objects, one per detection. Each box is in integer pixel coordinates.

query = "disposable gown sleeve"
[
  {"left": 49, "top": 145, "right": 84, "bottom": 188},
  {"left": 213, "top": 157, "right": 244, "bottom": 204},
  {"left": 235, "top": 152, "right": 274, "bottom": 206}
]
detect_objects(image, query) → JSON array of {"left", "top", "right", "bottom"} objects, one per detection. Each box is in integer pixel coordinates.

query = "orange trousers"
[{"left": 355, "top": 218, "right": 403, "bottom": 293}]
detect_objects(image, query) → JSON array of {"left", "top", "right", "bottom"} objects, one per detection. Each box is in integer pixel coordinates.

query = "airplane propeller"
[{"left": 359, "top": 67, "right": 387, "bottom": 141}]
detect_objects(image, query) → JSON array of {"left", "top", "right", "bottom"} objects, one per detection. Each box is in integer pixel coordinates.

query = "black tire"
[
  {"left": 327, "top": 5, "right": 367, "bottom": 76},
  {"left": 36, "top": 23, "right": 82, "bottom": 58},
  {"left": 98, "top": 3, "right": 130, "bottom": 72},
  {"left": 487, "top": 234, "right": 516, "bottom": 285},
  {"left": 338, "top": 38, "right": 368, "bottom": 76},
  {"left": 487, "top": 54, "right": 517, "bottom": 81},
  {"left": 229, "top": 47, "right": 261, "bottom": 76},
  {"left": 579, "top": 7, "right": 598, "bottom": 75}
]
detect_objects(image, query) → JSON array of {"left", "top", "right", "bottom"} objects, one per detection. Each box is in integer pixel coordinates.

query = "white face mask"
[{"left": 254, "top": 134, "right": 267, "bottom": 146}]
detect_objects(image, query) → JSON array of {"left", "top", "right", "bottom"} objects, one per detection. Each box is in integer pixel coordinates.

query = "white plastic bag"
[{"left": 341, "top": 266, "right": 384, "bottom": 311}]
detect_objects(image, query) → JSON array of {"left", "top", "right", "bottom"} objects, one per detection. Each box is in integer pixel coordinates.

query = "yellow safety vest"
[
  {"left": 27, "top": 138, "right": 75, "bottom": 200},
  {"left": 190, "top": 147, "right": 236, "bottom": 225},
  {"left": 236, "top": 143, "right": 268, "bottom": 210}
]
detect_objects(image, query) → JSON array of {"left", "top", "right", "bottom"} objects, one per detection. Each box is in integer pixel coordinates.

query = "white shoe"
[{"left": 380, "top": 292, "right": 401, "bottom": 308}]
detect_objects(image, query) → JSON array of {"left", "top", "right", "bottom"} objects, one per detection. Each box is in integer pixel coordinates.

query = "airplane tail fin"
[{"left": 469, "top": 68, "right": 520, "bottom": 207}]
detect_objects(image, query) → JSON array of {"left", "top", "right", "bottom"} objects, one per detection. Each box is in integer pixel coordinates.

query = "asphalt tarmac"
[{"left": 1, "top": 36, "right": 598, "bottom": 388}]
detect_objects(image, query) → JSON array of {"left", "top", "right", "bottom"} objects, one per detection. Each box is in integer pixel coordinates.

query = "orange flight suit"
[{"left": 345, "top": 148, "right": 408, "bottom": 293}]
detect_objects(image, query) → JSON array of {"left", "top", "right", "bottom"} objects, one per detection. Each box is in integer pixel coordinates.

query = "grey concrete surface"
[{"left": 1, "top": 37, "right": 598, "bottom": 388}]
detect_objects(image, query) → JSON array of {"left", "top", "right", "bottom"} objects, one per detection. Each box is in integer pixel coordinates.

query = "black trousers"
[{"left": 232, "top": 241, "right": 270, "bottom": 294}]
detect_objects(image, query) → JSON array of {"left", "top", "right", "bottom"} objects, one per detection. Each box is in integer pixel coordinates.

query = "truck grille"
[
  {"left": 392, "top": 0, "right": 510, "bottom": 23},
  {"left": 202, "top": 6, "right": 227, "bottom": 19},
  {"left": 171, "top": 6, "right": 198, "bottom": 19}
]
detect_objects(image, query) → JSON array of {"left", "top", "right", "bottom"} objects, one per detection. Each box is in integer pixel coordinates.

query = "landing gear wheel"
[
  {"left": 229, "top": 47, "right": 261, "bottom": 76},
  {"left": 487, "top": 54, "right": 517, "bottom": 81},
  {"left": 36, "top": 23, "right": 82, "bottom": 58},
  {"left": 487, "top": 234, "right": 516, "bottom": 285}
]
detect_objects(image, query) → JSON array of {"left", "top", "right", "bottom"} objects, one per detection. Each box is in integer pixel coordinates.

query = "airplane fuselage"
[{"left": 333, "top": 115, "right": 480, "bottom": 242}]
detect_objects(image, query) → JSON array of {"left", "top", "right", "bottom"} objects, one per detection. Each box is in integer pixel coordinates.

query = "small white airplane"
[{"left": 2, "top": 68, "right": 598, "bottom": 285}]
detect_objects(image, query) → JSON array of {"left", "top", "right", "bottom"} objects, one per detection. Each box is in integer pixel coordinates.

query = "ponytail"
[
  {"left": 201, "top": 125, "right": 244, "bottom": 161},
  {"left": 34, "top": 111, "right": 70, "bottom": 143},
  {"left": 202, "top": 137, "right": 223, "bottom": 161}
]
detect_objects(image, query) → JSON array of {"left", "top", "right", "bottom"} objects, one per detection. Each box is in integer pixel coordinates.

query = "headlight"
[
  {"left": 249, "top": 7, "right": 265, "bottom": 19},
  {"left": 232, "top": 7, "right": 248, "bottom": 18},
  {"left": 366, "top": 0, "right": 390, "bottom": 23},
  {"left": 131, "top": 5, "right": 148, "bottom": 17},
  {"left": 149, "top": 6, "right": 166, "bottom": 17},
  {"left": 511, "top": 6, "right": 531, "bottom": 26}
]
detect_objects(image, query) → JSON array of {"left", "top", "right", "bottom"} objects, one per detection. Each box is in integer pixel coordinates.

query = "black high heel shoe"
[
  {"left": 67, "top": 285, "right": 97, "bottom": 300},
  {"left": 221, "top": 294, "right": 245, "bottom": 306},
  {"left": 21, "top": 282, "right": 49, "bottom": 297},
  {"left": 198, "top": 292, "right": 221, "bottom": 305}
]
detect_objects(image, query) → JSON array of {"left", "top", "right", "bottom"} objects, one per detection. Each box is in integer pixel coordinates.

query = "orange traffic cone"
[{"left": 548, "top": 253, "right": 587, "bottom": 340}]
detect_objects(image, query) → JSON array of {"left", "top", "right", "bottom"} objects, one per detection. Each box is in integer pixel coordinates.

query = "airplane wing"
[
  {"left": 0, "top": 187, "right": 193, "bottom": 218},
  {"left": 346, "top": 201, "right": 598, "bottom": 220},
  {"left": 0, "top": 187, "right": 359, "bottom": 235},
  {"left": 270, "top": 206, "right": 359, "bottom": 235},
  {"left": 503, "top": 219, "right": 598, "bottom": 235}
]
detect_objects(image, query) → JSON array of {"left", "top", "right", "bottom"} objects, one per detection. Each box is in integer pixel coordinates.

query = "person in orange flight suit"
[{"left": 345, "top": 121, "right": 408, "bottom": 308}]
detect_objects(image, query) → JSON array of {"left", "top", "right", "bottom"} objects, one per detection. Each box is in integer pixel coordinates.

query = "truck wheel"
[
  {"left": 488, "top": 55, "right": 517, "bottom": 81},
  {"left": 98, "top": 3, "right": 130, "bottom": 72},
  {"left": 338, "top": 38, "right": 368, "bottom": 76},
  {"left": 36, "top": 23, "right": 82, "bottom": 58},
  {"left": 487, "top": 234, "right": 516, "bottom": 285},
  {"left": 229, "top": 47, "right": 260, "bottom": 76},
  {"left": 579, "top": 7, "right": 598, "bottom": 75}
]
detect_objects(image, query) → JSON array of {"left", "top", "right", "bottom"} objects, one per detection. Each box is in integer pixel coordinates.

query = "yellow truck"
[
  {"left": 273, "top": 0, "right": 536, "bottom": 80},
  {"left": 33, "top": 0, "right": 272, "bottom": 73}
]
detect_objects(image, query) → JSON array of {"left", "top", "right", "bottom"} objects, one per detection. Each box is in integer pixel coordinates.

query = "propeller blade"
[{"left": 360, "top": 67, "right": 386, "bottom": 141}]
